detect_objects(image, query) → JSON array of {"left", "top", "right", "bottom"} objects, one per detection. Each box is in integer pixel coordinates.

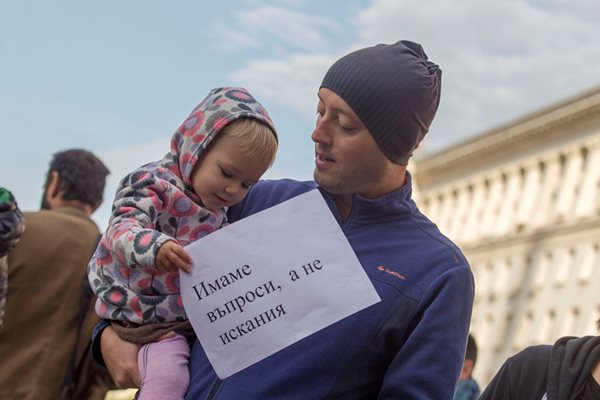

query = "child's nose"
[{"left": 225, "top": 185, "right": 239, "bottom": 196}]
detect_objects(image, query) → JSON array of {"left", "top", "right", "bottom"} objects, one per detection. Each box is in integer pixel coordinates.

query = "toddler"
[{"left": 88, "top": 87, "right": 278, "bottom": 399}]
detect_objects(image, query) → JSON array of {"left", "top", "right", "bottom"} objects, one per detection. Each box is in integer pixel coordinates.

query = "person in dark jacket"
[{"left": 479, "top": 319, "right": 600, "bottom": 400}]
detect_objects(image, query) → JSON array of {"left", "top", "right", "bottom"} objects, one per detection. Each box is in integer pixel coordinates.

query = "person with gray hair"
[{"left": 96, "top": 41, "right": 474, "bottom": 399}]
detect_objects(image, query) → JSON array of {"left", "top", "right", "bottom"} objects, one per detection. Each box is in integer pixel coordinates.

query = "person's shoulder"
[
  {"left": 520, "top": 343, "right": 553, "bottom": 357},
  {"left": 455, "top": 378, "right": 481, "bottom": 400},
  {"left": 508, "top": 343, "right": 553, "bottom": 370},
  {"left": 23, "top": 209, "right": 56, "bottom": 225},
  {"left": 253, "top": 178, "right": 316, "bottom": 192},
  {"left": 247, "top": 179, "right": 317, "bottom": 204},
  {"left": 479, "top": 344, "right": 551, "bottom": 399},
  {"left": 24, "top": 208, "right": 98, "bottom": 235},
  {"left": 228, "top": 179, "right": 317, "bottom": 222},
  {"left": 404, "top": 208, "right": 472, "bottom": 277}
]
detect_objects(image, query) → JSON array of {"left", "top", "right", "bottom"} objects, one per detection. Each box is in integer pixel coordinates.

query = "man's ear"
[{"left": 45, "top": 171, "right": 61, "bottom": 205}]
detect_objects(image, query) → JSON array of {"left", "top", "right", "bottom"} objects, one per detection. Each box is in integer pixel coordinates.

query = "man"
[
  {"left": 454, "top": 334, "right": 481, "bottom": 400},
  {"left": 0, "top": 149, "right": 112, "bottom": 400},
  {"left": 479, "top": 319, "right": 600, "bottom": 399},
  {"left": 96, "top": 40, "right": 475, "bottom": 398}
]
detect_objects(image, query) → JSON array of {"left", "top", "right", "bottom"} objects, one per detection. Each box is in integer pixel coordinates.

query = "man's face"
[{"left": 312, "top": 88, "right": 393, "bottom": 198}]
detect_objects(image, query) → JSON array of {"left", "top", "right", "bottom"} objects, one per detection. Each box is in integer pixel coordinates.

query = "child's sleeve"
[{"left": 103, "top": 173, "right": 174, "bottom": 270}]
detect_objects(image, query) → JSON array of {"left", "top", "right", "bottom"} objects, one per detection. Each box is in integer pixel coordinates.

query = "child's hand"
[{"left": 156, "top": 241, "right": 192, "bottom": 273}]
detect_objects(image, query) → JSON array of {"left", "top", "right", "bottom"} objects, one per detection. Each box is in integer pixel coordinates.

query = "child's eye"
[
  {"left": 221, "top": 168, "right": 233, "bottom": 178},
  {"left": 242, "top": 182, "right": 253, "bottom": 189}
]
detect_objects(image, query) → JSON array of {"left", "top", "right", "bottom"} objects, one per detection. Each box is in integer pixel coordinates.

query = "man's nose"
[{"left": 311, "top": 117, "right": 331, "bottom": 144}]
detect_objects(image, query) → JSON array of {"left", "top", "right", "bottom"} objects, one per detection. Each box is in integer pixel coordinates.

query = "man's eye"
[
  {"left": 339, "top": 122, "right": 355, "bottom": 132},
  {"left": 337, "top": 115, "right": 355, "bottom": 130}
]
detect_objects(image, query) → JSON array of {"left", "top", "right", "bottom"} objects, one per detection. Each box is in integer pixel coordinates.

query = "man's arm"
[
  {"left": 379, "top": 266, "right": 474, "bottom": 399},
  {"left": 92, "top": 321, "right": 141, "bottom": 389}
]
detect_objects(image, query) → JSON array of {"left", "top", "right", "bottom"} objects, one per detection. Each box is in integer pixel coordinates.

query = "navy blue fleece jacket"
[{"left": 185, "top": 175, "right": 474, "bottom": 399}]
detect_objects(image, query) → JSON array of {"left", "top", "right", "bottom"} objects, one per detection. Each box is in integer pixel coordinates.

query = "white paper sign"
[{"left": 180, "top": 189, "right": 381, "bottom": 378}]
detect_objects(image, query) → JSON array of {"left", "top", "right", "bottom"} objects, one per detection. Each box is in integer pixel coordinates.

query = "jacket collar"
[{"left": 319, "top": 171, "right": 417, "bottom": 226}]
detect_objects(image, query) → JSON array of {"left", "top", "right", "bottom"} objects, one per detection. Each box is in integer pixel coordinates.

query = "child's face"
[{"left": 191, "top": 133, "right": 270, "bottom": 211}]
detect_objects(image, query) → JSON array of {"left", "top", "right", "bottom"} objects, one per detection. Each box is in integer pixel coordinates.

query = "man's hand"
[
  {"left": 156, "top": 241, "right": 192, "bottom": 273},
  {"left": 101, "top": 326, "right": 142, "bottom": 389}
]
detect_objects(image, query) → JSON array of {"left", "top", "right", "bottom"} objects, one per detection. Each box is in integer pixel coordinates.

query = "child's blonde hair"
[{"left": 221, "top": 118, "right": 278, "bottom": 167}]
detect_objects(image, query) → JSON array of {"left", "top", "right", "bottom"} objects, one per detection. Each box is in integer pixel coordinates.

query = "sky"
[{"left": 2, "top": 0, "right": 600, "bottom": 229}]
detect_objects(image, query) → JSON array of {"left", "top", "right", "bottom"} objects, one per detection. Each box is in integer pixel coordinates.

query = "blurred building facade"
[{"left": 413, "top": 86, "right": 600, "bottom": 386}]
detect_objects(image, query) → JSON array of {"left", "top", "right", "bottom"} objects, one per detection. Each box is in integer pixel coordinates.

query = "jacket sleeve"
[
  {"left": 91, "top": 319, "right": 110, "bottom": 367},
  {"left": 104, "top": 172, "right": 174, "bottom": 270},
  {"left": 379, "top": 266, "right": 475, "bottom": 399}
]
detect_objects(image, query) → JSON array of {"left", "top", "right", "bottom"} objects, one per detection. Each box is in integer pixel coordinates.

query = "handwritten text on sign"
[{"left": 180, "top": 189, "right": 381, "bottom": 378}]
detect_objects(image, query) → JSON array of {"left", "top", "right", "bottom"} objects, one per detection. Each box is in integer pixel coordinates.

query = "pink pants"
[{"left": 137, "top": 333, "right": 190, "bottom": 400}]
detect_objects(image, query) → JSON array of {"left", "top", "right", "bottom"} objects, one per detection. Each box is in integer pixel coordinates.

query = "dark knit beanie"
[{"left": 320, "top": 40, "right": 442, "bottom": 165}]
